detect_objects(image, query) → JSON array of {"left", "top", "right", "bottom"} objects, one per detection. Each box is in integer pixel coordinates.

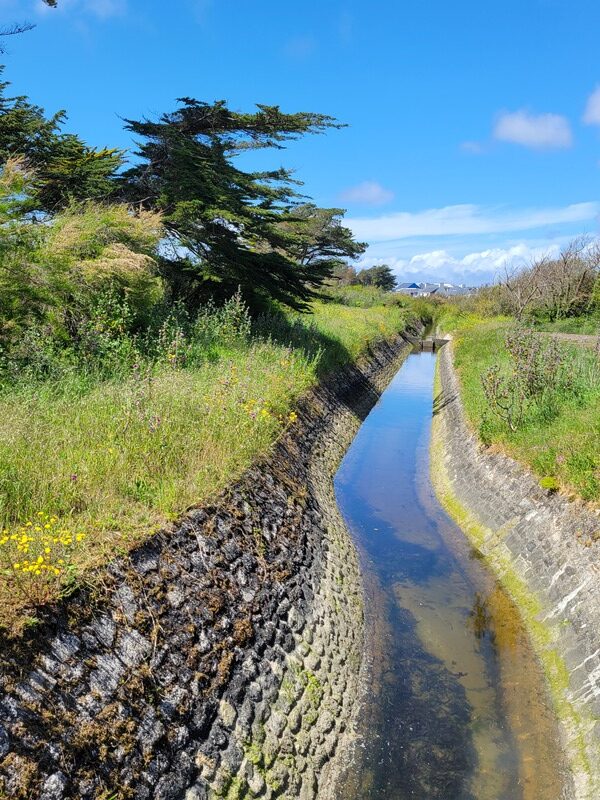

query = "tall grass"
[
  {"left": 532, "top": 316, "right": 600, "bottom": 336},
  {"left": 0, "top": 289, "right": 414, "bottom": 626}
]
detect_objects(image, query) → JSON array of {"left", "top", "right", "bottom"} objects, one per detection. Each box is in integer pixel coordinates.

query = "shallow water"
[{"left": 333, "top": 350, "right": 567, "bottom": 800}]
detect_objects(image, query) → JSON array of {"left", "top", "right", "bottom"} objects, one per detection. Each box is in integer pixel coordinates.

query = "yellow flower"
[{"left": 288, "top": 411, "right": 298, "bottom": 422}]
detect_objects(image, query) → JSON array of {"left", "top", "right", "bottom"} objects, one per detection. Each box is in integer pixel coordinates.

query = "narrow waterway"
[{"left": 333, "top": 350, "right": 567, "bottom": 800}]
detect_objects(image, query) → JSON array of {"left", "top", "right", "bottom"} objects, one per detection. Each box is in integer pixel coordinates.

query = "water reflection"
[
  {"left": 333, "top": 352, "right": 566, "bottom": 800},
  {"left": 468, "top": 594, "right": 492, "bottom": 641}
]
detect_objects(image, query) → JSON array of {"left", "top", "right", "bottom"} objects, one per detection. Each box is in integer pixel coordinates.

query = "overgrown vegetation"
[
  {"left": 450, "top": 319, "right": 600, "bottom": 503},
  {"left": 438, "top": 237, "right": 600, "bottom": 505},
  {"left": 0, "top": 59, "right": 418, "bottom": 627},
  {"left": 481, "top": 327, "right": 569, "bottom": 432},
  {"left": 444, "top": 237, "right": 600, "bottom": 330},
  {"left": 0, "top": 290, "right": 414, "bottom": 627}
]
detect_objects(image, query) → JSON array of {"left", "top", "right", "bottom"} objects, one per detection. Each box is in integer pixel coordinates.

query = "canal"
[{"left": 333, "top": 349, "right": 568, "bottom": 800}]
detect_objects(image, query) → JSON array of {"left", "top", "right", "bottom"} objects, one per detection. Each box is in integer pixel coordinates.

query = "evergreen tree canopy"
[
  {"left": 0, "top": 71, "right": 123, "bottom": 211},
  {"left": 357, "top": 264, "right": 397, "bottom": 291},
  {"left": 277, "top": 204, "right": 366, "bottom": 274},
  {"left": 122, "top": 99, "right": 347, "bottom": 310}
]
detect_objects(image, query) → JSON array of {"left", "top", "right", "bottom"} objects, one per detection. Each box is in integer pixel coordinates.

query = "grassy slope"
[
  {"left": 0, "top": 294, "right": 413, "bottom": 626},
  {"left": 447, "top": 316, "right": 600, "bottom": 503}
]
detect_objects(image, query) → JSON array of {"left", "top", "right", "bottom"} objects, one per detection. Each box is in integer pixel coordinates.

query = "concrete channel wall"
[
  {"left": 432, "top": 342, "right": 600, "bottom": 800},
  {"left": 0, "top": 333, "right": 415, "bottom": 800}
]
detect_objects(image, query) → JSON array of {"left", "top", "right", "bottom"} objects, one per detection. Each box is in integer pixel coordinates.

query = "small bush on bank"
[{"left": 481, "top": 328, "right": 570, "bottom": 432}]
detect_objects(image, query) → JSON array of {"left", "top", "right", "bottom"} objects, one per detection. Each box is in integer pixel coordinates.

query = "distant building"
[{"left": 396, "top": 281, "right": 474, "bottom": 297}]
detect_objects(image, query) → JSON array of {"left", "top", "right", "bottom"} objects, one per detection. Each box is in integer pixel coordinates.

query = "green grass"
[
  {"left": 450, "top": 319, "right": 600, "bottom": 503},
  {"left": 0, "top": 291, "right": 413, "bottom": 627},
  {"left": 533, "top": 316, "right": 600, "bottom": 335}
]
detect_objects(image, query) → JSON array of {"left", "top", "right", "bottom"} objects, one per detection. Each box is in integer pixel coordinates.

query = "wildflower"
[{"left": 288, "top": 411, "right": 298, "bottom": 423}]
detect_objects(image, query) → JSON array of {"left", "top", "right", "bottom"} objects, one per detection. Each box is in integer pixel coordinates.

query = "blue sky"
[{"left": 2, "top": 0, "right": 600, "bottom": 284}]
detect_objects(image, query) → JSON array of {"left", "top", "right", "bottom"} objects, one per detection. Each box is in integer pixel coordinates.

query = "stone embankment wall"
[
  {"left": 432, "top": 342, "right": 600, "bottom": 800},
  {"left": 0, "top": 334, "right": 414, "bottom": 800}
]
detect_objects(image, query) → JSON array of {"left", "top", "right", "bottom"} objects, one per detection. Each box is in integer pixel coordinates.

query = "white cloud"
[
  {"left": 360, "top": 243, "right": 564, "bottom": 286},
  {"left": 339, "top": 180, "right": 394, "bottom": 206},
  {"left": 493, "top": 109, "right": 572, "bottom": 149},
  {"left": 583, "top": 86, "right": 600, "bottom": 127},
  {"left": 346, "top": 201, "right": 598, "bottom": 242}
]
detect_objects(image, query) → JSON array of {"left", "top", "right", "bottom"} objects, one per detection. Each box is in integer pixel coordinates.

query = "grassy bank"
[
  {"left": 0, "top": 289, "right": 416, "bottom": 628},
  {"left": 446, "top": 317, "right": 600, "bottom": 503}
]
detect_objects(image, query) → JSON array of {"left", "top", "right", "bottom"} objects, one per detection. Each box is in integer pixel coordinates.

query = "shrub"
[
  {"left": 539, "top": 476, "right": 560, "bottom": 493},
  {"left": 481, "top": 326, "right": 569, "bottom": 430}
]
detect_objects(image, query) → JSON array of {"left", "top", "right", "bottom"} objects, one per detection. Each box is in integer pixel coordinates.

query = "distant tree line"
[
  {"left": 498, "top": 238, "right": 600, "bottom": 321},
  {"left": 450, "top": 238, "right": 600, "bottom": 323},
  {"left": 332, "top": 263, "right": 397, "bottom": 291}
]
